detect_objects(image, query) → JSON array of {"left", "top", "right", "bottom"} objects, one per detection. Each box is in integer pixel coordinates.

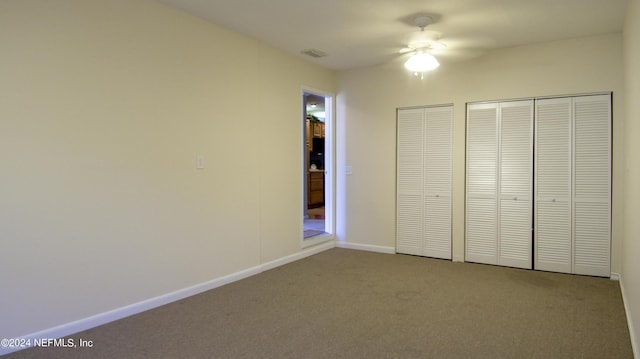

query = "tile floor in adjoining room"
[{"left": 304, "top": 206, "right": 326, "bottom": 238}]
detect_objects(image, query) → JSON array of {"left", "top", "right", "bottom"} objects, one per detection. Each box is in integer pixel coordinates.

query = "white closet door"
[
  {"left": 397, "top": 109, "right": 425, "bottom": 256},
  {"left": 466, "top": 103, "right": 498, "bottom": 265},
  {"left": 535, "top": 98, "right": 572, "bottom": 273},
  {"left": 397, "top": 105, "right": 452, "bottom": 259},
  {"left": 573, "top": 94, "right": 611, "bottom": 277},
  {"left": 535, "top": 94, "right": 611, "bottom": 277},
  {"left": 498, "top": 100, "right": 533, "bottom": 269},
  {"left": 424, "top": 106, "right": 452, "bottom": 259}
]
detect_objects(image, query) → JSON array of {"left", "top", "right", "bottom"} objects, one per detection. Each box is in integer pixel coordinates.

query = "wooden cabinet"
[
  {"left": 305, "top": 117, "right": 325, "bottom": 208},
  {"left": 305, "top": 119, "right": 324, "bottom": 152},
  {"left": 313, "top": 121, "right": 324, "bottom": 138},
  {"left": 305, "top": 119, "right": 312, "bottom": 151},
  {"left": 308, "top": 171, "right": 324, "bottom": 208},
  {"left": 307, "top": 119, "right": 324, "bottom": 138}
]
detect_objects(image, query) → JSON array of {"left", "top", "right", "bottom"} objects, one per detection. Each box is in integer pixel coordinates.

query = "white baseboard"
[
  {"left": 618, "top": 273, "right": 639, "bottom": 359},
  {"left": 335, "top": 241, "right": 395, "bottom": 254},
  {"left": 261, "top": 240, "right": 335, "bottom": 272},
  {"left": 0, "top": 241, "right": 335, "bottom": 356},
  {"left": 611, "top": 272, "right": 621, "bottom": 281}
]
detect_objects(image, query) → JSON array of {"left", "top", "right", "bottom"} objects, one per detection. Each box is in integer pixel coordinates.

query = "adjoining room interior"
[
  {"left": 303, "top": 92, "right": 327, "bottom": 238},
  {"left": 1, "top": 0, "right": 639, "bottom": 357}
]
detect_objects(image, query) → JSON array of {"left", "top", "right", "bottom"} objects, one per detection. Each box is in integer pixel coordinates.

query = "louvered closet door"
[
  {"left": 573, "top": 94, "right": 611, "bottom": 277},
  {"left": 498, "top": 100, "right": 533, "bottom": 269},
  {"left": 397, "top": 106, "right": 452, "bottom": 259},
  {"left": 535, "top": 94, "right": 611, "bottom": 277},
  {"left": 424, "top": 106, "right": 452, "bottom": 259},
  {"left": 535, "top": 98, "right": 572, "bottom": 273},
  {"left": 466, "top": 103, "right": 498, "bottom": 265},
  {"left": 397, "top": 108, "right": 425, "bottom": 256}
]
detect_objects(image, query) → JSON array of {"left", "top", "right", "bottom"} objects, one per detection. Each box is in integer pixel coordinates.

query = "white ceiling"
[{"left": 155, "top": 0, "right": 628, "bottom": 71}]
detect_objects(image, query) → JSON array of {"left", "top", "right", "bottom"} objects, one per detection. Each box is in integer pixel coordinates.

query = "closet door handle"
[
  {"left": 552, "top": 198, "right": 556, "bottom": 202},
  {"left": 513, "top": 196, "right": 518, "bottom": 201}
]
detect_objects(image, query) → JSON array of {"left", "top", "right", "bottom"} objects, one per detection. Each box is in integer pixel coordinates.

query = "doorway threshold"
[{"left": 304, "top": 229, "right": 328, "bottom": 238}]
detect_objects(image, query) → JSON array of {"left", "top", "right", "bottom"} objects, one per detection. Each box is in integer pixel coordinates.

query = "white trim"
[
  {"left": 301, "top": 234, "right": 335, "bottom": 249},
  {"left": 618, "top": 273, "right": 639, "bottom": 359},
  {"left": 300, "top": 86, "right": 337, "bottom": 246},
  {"left": 335, "top": 241, "right": 396, "bottom": 254},
  {"left": 262, "top": 240, "right": 335, "bottom": 271},
  {"left": 464, "top": 91, "right": 611, "bottom": 107},
  {"left": 535, "top": 91, "right": 612, "bottom": 101},
  {"left": 1, "top": 242, "right": 335, "bottom": 356},
  {"left": 610, "top": 272, "right": 621, "bottom": 281},
  {"left": 397, "top": 103, "right": 454, "bottom": 110}
]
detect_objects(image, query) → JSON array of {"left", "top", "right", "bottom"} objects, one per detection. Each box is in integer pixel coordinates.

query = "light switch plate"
[{"left": 196, "top": 155, "right": 205, "bottom": 169}]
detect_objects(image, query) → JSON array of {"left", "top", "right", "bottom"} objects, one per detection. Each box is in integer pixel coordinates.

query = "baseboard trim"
[
  {"left": 335, "top": 241, "right": 395, "bottom": 254},
  {"left": 1, "top": 242, "right": 335, "bottom": 356},
  {"left": 618, "top": 273, "right": 639, "bottom": 359},
  {"left": 261, "top": 240, "right": 335, "bottom": 272},
  {"left": 611, "top": 272, "right": 621, "bottom": 281}
]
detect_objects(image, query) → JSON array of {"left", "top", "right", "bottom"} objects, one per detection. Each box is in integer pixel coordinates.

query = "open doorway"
[{"left": 302, "top": 90, "right": 332, "bottom": 241}]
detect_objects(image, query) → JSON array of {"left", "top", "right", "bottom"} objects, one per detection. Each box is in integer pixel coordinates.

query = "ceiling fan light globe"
[{"left": 404, "top": 52, "right": 440, "bottom": 72}]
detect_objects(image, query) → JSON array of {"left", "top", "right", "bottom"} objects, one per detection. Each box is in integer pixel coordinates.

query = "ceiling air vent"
[{"left": 301, "top": 48, "right": 327, "bottom": 58}]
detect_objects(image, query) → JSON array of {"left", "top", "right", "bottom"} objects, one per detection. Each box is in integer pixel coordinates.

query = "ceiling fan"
[{"left": 400, "top": 14, "right": 446, "bottom": 79}]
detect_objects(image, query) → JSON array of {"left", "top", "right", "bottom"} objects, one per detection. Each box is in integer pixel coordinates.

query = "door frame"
[{"left": 301, "top": 86, "right": 335, "bottom": 248}]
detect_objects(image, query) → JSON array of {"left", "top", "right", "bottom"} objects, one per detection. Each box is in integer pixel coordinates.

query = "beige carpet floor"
[{"left": 7, "top": 248, "right": 633, "bottom": 358}]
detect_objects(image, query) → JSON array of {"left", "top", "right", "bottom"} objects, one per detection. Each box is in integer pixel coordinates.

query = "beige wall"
[
  {"left": 337, "top": 33, "right": 624, "bottom": 270},
  {"left": 623, "top": 0, "right": 640, "bottom": 353},
  {"left": 0, "top": 0, "right": 335, "bottom": 338}
]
